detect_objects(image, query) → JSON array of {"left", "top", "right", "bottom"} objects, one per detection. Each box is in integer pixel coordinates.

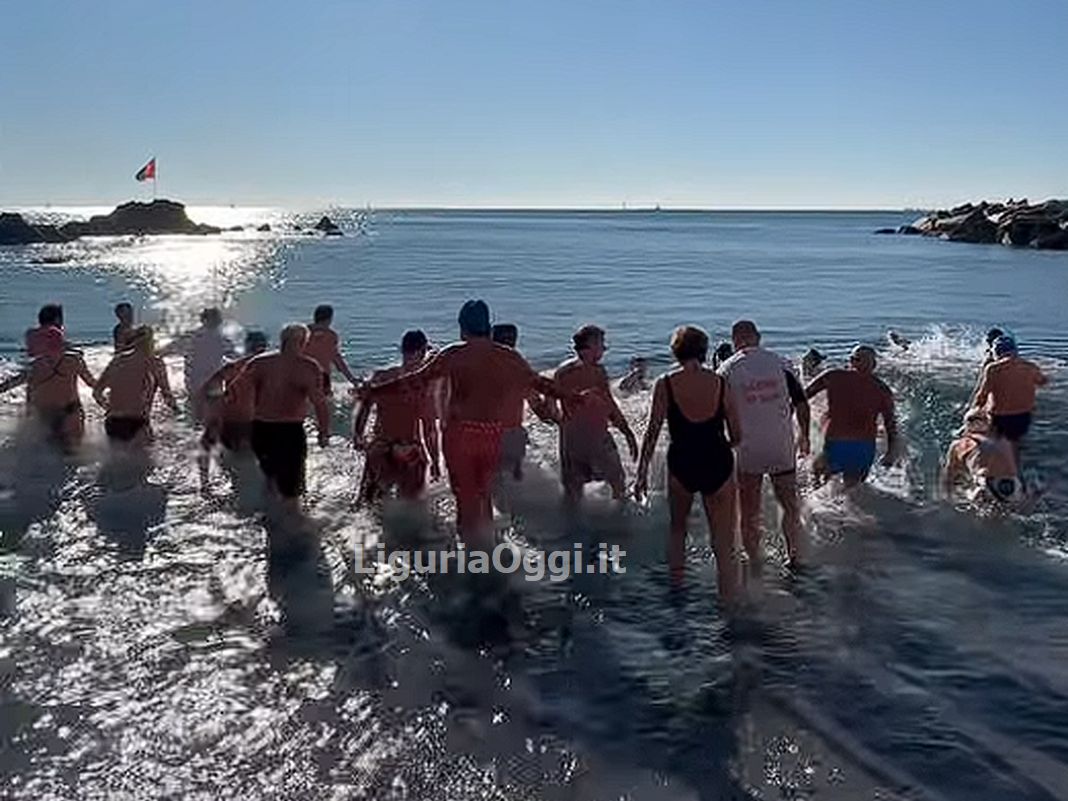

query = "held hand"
[
  {"left": 318, "top": 432, "right": 330, "bottom": 449},
  {"left": 353, "top": 434, "right": 367, "bottom": 452},
  {"left": 880, "top": 452, "right": 895, "bottom": 468},
  {"left": 798, "top": 434, "right": 811, "bottom": 458},
  {"left": 429, "top": 460, "right": 442, "bottom": 482},
  {"left": 633, "top": 473, "right": 648, "bottom": 504}
]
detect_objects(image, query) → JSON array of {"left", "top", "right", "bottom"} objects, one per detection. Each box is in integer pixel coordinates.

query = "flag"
[{"left": 135, "top": 158, "right": 156, "bottom": 182}]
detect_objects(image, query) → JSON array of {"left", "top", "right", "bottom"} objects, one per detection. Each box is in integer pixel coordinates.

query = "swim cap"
[
  {"left": 992, "top": 335, "right": 1017, "bottom": 357},
  {"left": 458, "top": 300, "right": 491, "bottom": 337}
]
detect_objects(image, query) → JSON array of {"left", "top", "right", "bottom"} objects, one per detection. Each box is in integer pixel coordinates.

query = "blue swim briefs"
[{"left": 824, "top": 439, "right": 877, "bottom": 479}]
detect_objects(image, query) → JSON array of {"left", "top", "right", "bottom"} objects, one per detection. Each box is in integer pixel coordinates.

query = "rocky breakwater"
[
  {"left": 875, "top": 199, "right": 1068, "bottom": 250},
  {"left": 0, "top": 199, "right": 222, "bottom": 245}
]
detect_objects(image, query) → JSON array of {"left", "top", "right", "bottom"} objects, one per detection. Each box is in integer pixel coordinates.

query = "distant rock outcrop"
[
  {"left": 313, "top": 215, "right": 343, "bottom": 236},
  {"left": 0, "top": 200, "right": 231, "bottom": 246},
  {"left": 256, "top": 223, "right": 271, "bottom": 232},
  {"left": 877, "top": 199, "right": 1068, "bottom": 250},
  {"left": 0, "top": 212, "right": 69, "bottom": 245},
  {"left": 58, "top": 200, "right": 222, "bottom": 238}
]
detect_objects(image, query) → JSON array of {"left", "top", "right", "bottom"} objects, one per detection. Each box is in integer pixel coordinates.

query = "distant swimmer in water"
[
  {"left": 305, "top": 304, "right": 359, "bottom": 397},
  {"left": 618, "top": 356, "right": 650, "bottom": 395},
  {"left": 551, "top": 324, "right": 639, "bottom": 506},
  {"left": 352, "top": 329, "right": 440, "bottom": 505},
  {"left": 887, "top": 330, "right": 911, "bottom": 351},
  {"left": 719, "top": 320, "right": 810, "bottom": 573},
  {"left": 113, "top": 302, "right": 136, "bottom": 352},
  {"left": 712, "top": 341, "right": 734, "bottom": 371},
  {"left": 362, "top": 300, "right": 575, "bottom": 543},
  {"left": 943, "top": 408, "right": 1029, "bottom": 506},
  {"left": 800, "top": 348, "right": 826, "bottom": 380},
  {"left": 0, "top": 324, "right": 97, "bottom": 451},
  {"left": 635, "top": 325, "right": 741, "bottom": 601},
  {"left": 229, "top": 323, "right": 330, "bottom": 510},
  {"left": 970, "top": 335, "right": 1048, "bottom": 467},
  {"left": 490, "top": 323, "right": 555, "bottom": 483},
  {"left": 94, "top": 326, "right": 179, "bottom": 446},
  {"left": 196, "top": 330, "right": 269, "bottom": 491},
  {"left": 805, "top": 345, "right": 898, "bottom": 488}
]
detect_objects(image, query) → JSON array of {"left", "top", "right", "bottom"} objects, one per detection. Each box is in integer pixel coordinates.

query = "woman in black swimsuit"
[{"left": 635, "top": 325, "right": 742, "bottom": 602}]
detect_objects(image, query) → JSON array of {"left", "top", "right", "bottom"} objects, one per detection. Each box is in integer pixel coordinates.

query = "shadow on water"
[
  {"left": 0, "top": 421, "right": 75, "bottom": 548},
  {"left": 84, "top": 446, "right": 168, "bottom": 559}
]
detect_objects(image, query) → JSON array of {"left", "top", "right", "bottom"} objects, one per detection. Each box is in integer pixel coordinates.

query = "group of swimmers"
[{"left": 0, "top": 301, "right": 1050, "bottom": 600}]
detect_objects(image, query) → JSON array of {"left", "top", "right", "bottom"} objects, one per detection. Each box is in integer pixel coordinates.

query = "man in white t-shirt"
[
  {"left": 718, "top": 320, "right": 810, "bottom": 574},
  {"left": 161, "top": 307, "right": 236, "bottom": 418}
]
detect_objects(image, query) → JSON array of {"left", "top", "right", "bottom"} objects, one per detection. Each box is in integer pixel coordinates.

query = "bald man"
[{"left": 805, "top": 345, "right": 897, "bottom": 487}]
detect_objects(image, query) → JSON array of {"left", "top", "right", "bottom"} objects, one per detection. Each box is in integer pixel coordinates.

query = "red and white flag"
[{"left": 135, "top": 158, "right": 156, "bottom": 182}]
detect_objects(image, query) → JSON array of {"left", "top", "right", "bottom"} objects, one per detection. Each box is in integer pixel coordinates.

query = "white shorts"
[{"left": 736, "top": 443, "right": 796, "bottom": 477}]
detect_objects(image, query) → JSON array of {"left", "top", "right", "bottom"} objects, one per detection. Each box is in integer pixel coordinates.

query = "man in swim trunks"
[
  {"left": 971, "top": 335, "right": 1047, "bottom": 466},
  {"left": 490, "top": 323, "right": 555, "bottom": 483},
  {"left": 551, "top": 324, "right": 639, "bottom": 505},
  {"left": 362, "top": 300, "right": 574, "bottom": 543},
  {"left": 113, "top": 302, "right": 135, "bottom": 352},
  {"left": 719, "top": 320, "right": 810, "bottom": 572},
  {"left": 0, "top": 325, "right": 97, "bottom": 451},
  {"left": 94, "top": 326, "right": 179, "bottom": 445},
  {"left": 305, "top": 304, "right": 359, "bottom": 397},
  {"left": 805, "top": 345, "right": 898, "bottom": 487},
  {"left": 943, "top": 408, "right": 1024, "bottom": 504},
  {"left": 353, "top": 329, "right": 441, "bottom": 504},
  {"left": 230, "top": 323, "right": 330, "bottom": 509},
  {"left": 197, "top": 330, "right": 269, "bottom": 490}
]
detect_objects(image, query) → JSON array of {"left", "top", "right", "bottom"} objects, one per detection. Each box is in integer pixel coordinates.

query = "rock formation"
[
  {"left": 876, "top": 199, "right": 1068, "bottom": 250},
  {"left": 0, "top": 200, "right": 228, "bottom": 246},
  {"left": 313, "top": 215, "right": 343, "bottom": 236}
]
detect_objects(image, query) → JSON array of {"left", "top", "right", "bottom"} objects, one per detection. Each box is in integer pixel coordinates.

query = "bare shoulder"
[
  {"left": 374, "top": 365, "right": 402, "bottom": 382},
  {"left": 554, "top": 357, "right": 581, "bottom": 379}
]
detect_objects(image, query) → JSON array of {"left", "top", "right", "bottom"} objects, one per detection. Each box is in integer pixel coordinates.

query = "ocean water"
[{"left": 1, "top": 209, "right": 1067, "bottom": 800}]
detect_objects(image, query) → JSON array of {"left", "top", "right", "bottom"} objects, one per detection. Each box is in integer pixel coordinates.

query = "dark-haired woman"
[{"left": 635, "top": 325, "right": 741, "bottom": 601}]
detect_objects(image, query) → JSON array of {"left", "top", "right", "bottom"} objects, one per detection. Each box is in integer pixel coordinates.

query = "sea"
[{"left": 1, "top": 208, "right": 1067, "bottom": 800}]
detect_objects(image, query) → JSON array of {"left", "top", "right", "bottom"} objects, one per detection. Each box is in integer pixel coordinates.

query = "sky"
[{"left": 1, "top": 0, "right": 1066, "bottom": 209}]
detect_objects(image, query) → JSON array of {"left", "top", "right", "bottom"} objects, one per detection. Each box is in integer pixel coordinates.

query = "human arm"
[
  {"left": 421, "top": 393, "right": 441, "bottom": 481},
  {"left": 880, "top": 390, "right": 898, "bottom": 467},
  {"left": 307, "top": 364, "right": 331, "bottom": 446},
  {"left": 634, "top": 377, "right": 668, "bottom": 501},
  {"left": 92, "top": 363, "right": 113, "bottom": 408},
  {"left": 154, "top": 358, "right": 179, "bottom": 412},
  {"left": 527, "top": 390, "right": 559, "bottom": 424},
  {"left": 366, "top": 350, "right": 450, "bottom": 400},
  {"left": 351, "top": 371, "right": 378, "bottom": 450},
  {"left": 333, "top": 350, "right": 359, "bottom": 386},
  {"left": 804, "top": 371, "right": 828, "bottom": 401},
  {"left": 971, "top": 365, "right": 992, "bottom": 411},
  {"left": 74, "top": 355, "right": 97, "bottom": 390},
  {"left": 722, "top": 377, "right": 743, "bottom": 447},
  {"left": 599, "top": 368, "right": 638, "bottom": 460},
  {"left": 942, "top": 442, "right": 964, "bottom": 497},
  {"left": 1034, "top": 363, "right": 1049, "bottom": 387},
  {"left": 785, "top": 370, "right": 811, "bottom": 456}
]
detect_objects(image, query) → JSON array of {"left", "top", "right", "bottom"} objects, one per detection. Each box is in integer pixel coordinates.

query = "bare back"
[
  {"left": 26, "top": 354, "right": 85, "bottom": 409},
  {"left": 439, "top": 339, "right": 538, "bottom": 423},
  {"left": 819, "top": 369, "right": 893, "bottom": 441},
  {"left": 982, "top": 357, "right": 1045, "bottom": 415},
  {"left": 554, "top": 358, "right": 612, "bottom": 428},
  {"left": 664, "top": 367, "right": 726, "bottom": 421},
  {"left": 370, "top": 364, "right": 425, "bottom": 441},
  {"left": 243, "top": 352, "right": 325, "bottom": 422},
  {"left": 99, "top": 353, "right": 165, "bottom": 418}
]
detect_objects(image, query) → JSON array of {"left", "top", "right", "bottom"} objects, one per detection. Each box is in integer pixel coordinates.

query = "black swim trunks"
[
  {"left": 251, "top": 420, "right": 307, "bottom": 498},
  {"left": 991, "top": 412, "right": 1032, "bottom": 442},
  {"left": 105, "top": 416, "right": 148, "bottom": 443}
]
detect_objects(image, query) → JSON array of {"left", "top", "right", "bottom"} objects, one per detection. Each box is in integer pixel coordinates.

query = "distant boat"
[{"left": 654, "top": 203, "right": 661, "bottom": 212}]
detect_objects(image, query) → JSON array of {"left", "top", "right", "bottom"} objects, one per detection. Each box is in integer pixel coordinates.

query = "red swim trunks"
[{"left": 444, "top": 420, "right": 503, "bottom": 499}]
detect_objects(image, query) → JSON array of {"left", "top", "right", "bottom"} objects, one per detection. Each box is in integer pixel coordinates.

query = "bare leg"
[
  {"left": 667, "top": 473, "right": 693, "bottom": 586},
  {"left": 737, "top": 472, "right": 764, "bottom": 578},
  {"left": 770, "top": 472, "right": 805, "bottom": 567},
  {"left": 701, "top": 477, "right": 740, "bottom": 603}
]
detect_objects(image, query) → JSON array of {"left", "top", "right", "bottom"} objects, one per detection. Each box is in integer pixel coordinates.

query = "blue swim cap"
[{"left": 993, "top": 335, "right": 1017, "bottom": 357}]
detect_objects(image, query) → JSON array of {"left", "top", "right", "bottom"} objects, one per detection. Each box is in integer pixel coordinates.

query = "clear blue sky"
[{"left": 2, "top": 0, "right": 1065, "bottom": 208}]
